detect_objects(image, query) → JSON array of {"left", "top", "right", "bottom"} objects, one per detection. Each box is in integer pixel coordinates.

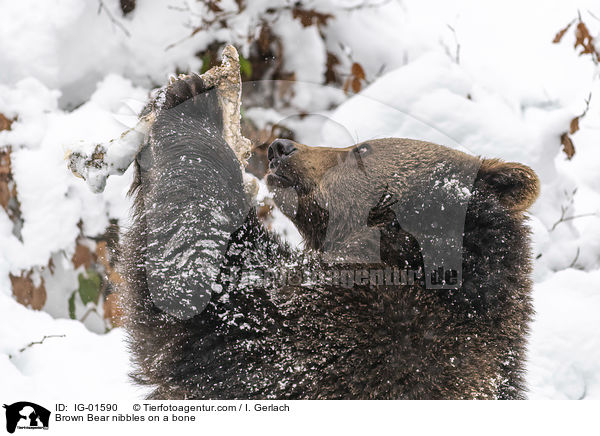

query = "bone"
[{"left": 66, "top": 45, "right": 253, "bottom": 193}]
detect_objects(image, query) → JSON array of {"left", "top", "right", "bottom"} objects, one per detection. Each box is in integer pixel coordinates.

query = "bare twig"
[
  {"left": 569, "top": 247, "right": 581, "bottom": 268},
  {"left": 581, "top": 93, "right": 592, "bottom": 118},
  {"left": 578, "top": 379, "right": 588, "bottom": 400},
  {"left": 548, "top": 188, "right": 598, "bottom": 231},
  {"left": 446, "top": 24, "right": 460, "bottom": 64},
  {"left": 588, "top": 9, "right": 600, "bottom": 22},
  {"left": 165, "top": 0, "right": 392, "bottom": 51},
  {"left": 9, "top": 334, "right": 66, "bottom": 359},
  {"left": 550, "top": 213, "right": 598, "bottom": 231},
  {"left": 98, "top": 0, "right": 131, "bottom": 37},
  {"left": 80, "top": 307, "right": 97, "bottom": 323},
  {"left": 338, "top": 0, "right": 393, "bottom": 11}
]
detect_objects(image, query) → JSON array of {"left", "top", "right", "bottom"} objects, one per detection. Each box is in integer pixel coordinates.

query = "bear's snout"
[
  {"left": 266, "top": 139, "right": 353, "bottom": 195},
  {"left": 267, "top": 139, "right": 297, "bottom": 170},
  {"left": 266, "top": 138, "right": 301, "bottom": 190}
]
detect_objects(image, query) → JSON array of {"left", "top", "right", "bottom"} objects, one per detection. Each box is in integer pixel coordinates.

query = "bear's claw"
[{"left": 163, "top": 74, "right": 211, "bottom": 111}]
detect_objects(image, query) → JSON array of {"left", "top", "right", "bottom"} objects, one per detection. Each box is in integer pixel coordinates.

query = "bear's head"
[{"left": 266, "top": 137, "right": 539, "bottom": 273}]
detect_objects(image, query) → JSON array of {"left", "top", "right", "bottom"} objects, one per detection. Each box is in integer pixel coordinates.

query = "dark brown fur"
[{"left": 119, "top": 75, "right": 539, "bottom": 399}]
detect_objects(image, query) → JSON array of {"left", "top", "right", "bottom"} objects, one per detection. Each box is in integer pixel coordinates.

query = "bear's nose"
[{"left": 268, "top": 139, "right": 296, "bottom": 168}]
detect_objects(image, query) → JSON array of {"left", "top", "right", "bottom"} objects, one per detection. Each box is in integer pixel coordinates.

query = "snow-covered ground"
[{"left": 1, "top": 0, "right": 599, "bottom": 401}]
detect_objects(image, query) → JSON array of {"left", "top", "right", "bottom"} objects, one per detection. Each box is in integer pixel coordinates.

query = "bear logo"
[{"left": 3, "top": 402, "right": 50, "bottom": 433}]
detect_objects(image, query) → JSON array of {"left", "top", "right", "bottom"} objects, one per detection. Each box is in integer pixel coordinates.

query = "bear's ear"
[{"left": 477, "top": 159, "right": 540, "bottom": 211}]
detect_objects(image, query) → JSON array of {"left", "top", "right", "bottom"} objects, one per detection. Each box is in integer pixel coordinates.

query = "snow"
[
  {"left": 0, "top": 292, "right": 148, "bottom": 403},
  {"left": 527, "top": 269, "right": 600, "bottom": 399},
  {"left": 0, "top": 0, "right": 204, "bottom": 109},
  {"left": 1, "top": 0, "right": 600, "bottom": 400}
]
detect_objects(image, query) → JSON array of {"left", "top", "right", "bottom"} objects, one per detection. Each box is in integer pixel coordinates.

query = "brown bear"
[{"left": 119, "top": 74, "right": 539, "bottom": 399}]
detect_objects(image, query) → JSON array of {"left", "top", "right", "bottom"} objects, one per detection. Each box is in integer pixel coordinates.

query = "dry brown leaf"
[
  {"left": 10, "top": 273, "right": 46, "bottom": 310},
  {"left": 96, "top": 239, "right": 123, "bottom": 284},
  {"left": 0, "top": 150, "right": 12, "bottom": 209},
  {"left": 0, "top": 113, "right": 12, "bottom": 131},
  {"left": 325, "top": 52, "right": 340, "bottom": 84},
  {"left": 569, "top": 116, "right": 580, "bottom": 134},
  {"left": 555, "top": 17, "right": 600, "bottom": 62},
  {"left": 206, "top": 0, "right": 222, "bottom": 13},
  {"left": 553, "top": 21, "right": 573, "bottom": 43},
  {"left": 575, "top": 21, "right": 590, "bottom": 45},
  {"left": 574, "top": 21, "right": 596, "bottom": 55},
  {"left": 95, "top": 240, "right": 110, "bottom": 269},
  {"left": 292, "top": 8, "right": 333, "bottom": 28},
  {"left": 103, "top": 292, "right": 123, "bottom": 326},
  {"left": 351, "top": 76, "right": 362, "bottom": 93},
  {"left": 108, "top": 271, "right": 123, "bottom": 285},
  {"left": 351, "top": 62, "right": 366, "bottom": 80},
  {"left": 258, "top": 24, "right": 271, "bottom": 54},
  {"left": 72, "top": 243, "right": 93, "bottom": 269},
  {"left": 0, "top": 147, "right": 22, "bottom": 228},
  {"left": 0, "top": 183, "right": 9, "bottom": 209},
  {"left": 561, "top": 132, "right": 575, "bottom": 159},
  {"left": 0, "top": 151, "right": 9, "bottom": 175},
  {"left": 342, "top": 62, "right": 367, "bottom": 94}
]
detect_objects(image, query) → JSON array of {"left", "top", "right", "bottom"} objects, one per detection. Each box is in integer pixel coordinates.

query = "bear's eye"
[{"left": 355, "top": 143, "right": 371, "bottom": 156}]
